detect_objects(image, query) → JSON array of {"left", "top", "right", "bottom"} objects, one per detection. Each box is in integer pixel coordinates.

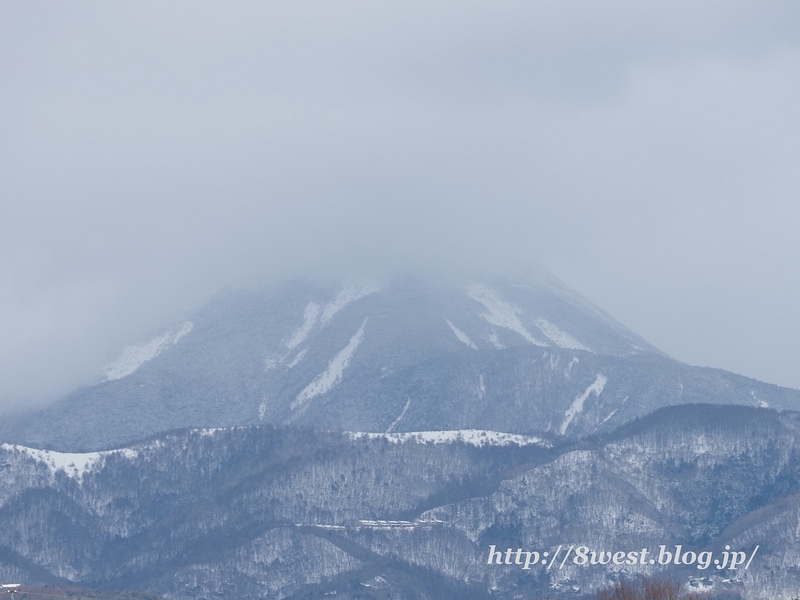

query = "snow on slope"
[
  {"left": 559, "top": 373, "right": 608, "bottom": 435},
  {"left": 1, "top": 443, "right": 137, "bottom": 480},
  {"left": 320, "top": 283, "right": 379, "bottom": 325},
  {"left": 0, "top": 425, "right": 546, "bottom": 491},
  {"left": 103, "top": 321, "right": 193, "bottom": 381},
  {"left": 349, "top": 429, "right": 549, "bottom": 448},
  {"left": 445, "top": 319, "right": 477, "bottom": 349},
  {"left": 291, "top": 318, "right": 368, "bottom": 413},
  {"left": 386, "top": 398, "right": 411, "bottom": 433},
  {"left": 286, "top": 303, "right": 321, "bottom": 350},
  {"left": 268, "top": 284, "right": 379, "bottom": 372},
  {"left": 467, "top": 284, "right": 547, "bottom": 346},
  {"left": 286, "top": 348, "right": 307, "bottom": 369},
  {"left": 535, "top": 318, "right": 591, "bottom": 351}
]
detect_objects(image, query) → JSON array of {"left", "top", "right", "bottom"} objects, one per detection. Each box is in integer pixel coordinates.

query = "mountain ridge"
[{"left": 1, "top": 404, "right": 798, "bottom": 598}]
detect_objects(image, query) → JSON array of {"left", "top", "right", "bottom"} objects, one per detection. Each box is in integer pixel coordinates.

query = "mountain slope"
[
  {"left": 1, "top": 405, "right": 798, "bottom": 599},
  {"left": 3, "top": 275, "right": 799, "bottom": 451}
]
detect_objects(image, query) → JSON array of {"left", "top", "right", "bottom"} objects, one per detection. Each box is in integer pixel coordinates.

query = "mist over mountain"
[
  {"left": 2, "top": 1, "right": 800, "bottom": 412},
  {"left": 5, "top": 273, "right": 798, "bottom": 452},
  {"left": 2, "top": 2, "right": 799, "bottom": 599}
]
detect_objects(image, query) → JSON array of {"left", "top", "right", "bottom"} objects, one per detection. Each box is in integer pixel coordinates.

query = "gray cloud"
[{"left": 1, "top": 0, "right": 799, "bottom": 409}]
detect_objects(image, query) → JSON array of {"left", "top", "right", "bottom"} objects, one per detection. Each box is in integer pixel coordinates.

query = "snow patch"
[
  {"left": 478, "top": 374, "right": 486, "bottom": 399},
  {"left": 286, "top": 348, "right": 307, "bottom": 368},
  {"left": 559, "top": 373, "right": 608, "bottom": 435},
  {"left": 445, "top": 319, "right": 477, "bottom": 349},
  {"left": 320, "top": 283, "right": 379, "bottom": 325},
  {"left": 687, "top": 578, "right": 715, "bottom": 593},
  {"left": 1, "top": 444, "right": 138, "bottom": 480},
  {"left": 104, "top": 321, "right": 193, "bottom": 381},
  {"left": 286, "top": 303, "right": 320, "bottom": 350},
  {"left": 468, "top": 284, "right": 547, "bottom": 346},
  {"left": 535, "top": 318, "right": 591, "bottom": 351},
  {"left": 751, "top": 390, "right": 769, "bottom": 408},
  {"left": 602, "top": 396, "right": 627, "bottom": 424},
  {"left": 487, "top": 331, "right": 503, "bottom": 349},
  {"left": 258, "top": 397, "right": 268, "bottom": 420},
  {"left": 567, "top": 356, "right": 579, "bottom": 373},
  {"left": 275, "top": 284, "right": 377, "bottom": 371},
  {"left": 292, "top": 318, "right": 368, "bottom": 412},
  {"left": 348, "top": 429, "right": 549, "bottom": 448},
  {"left": 601, "top": 408, "right": 618, "bottom": 424},
  {"left": 197, "top": 428, "right": 226, "bottom": 437},
  {"left": 386, "top": 398, "right": 411, "bottom": 433}
]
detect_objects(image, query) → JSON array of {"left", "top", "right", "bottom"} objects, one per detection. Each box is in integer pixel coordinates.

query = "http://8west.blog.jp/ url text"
[{"left": 487, "top": 544, "right": 759, "bottom": 571}]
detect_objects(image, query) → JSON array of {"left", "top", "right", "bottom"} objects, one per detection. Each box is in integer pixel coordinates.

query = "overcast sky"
[{"left": 1, "top": 0, "right": 799, "bottom": 410}]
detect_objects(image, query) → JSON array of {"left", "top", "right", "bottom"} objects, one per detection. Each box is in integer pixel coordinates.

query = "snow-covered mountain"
[
  {"left": 3, "top": 274, "right": 799, "bottom": 451},
  {"left": 3, "top": 271, "right": 800, "bottom": 598},
  {"left": 1, "top": 405, "right": 798, "bottom": 599}
]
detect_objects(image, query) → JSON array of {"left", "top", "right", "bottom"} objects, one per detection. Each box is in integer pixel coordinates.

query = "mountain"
[
  {"left": 3, "top": 271, "right": 800, "bottom": 598},
  {"left": 3, "top": 274, "right": 799, "bottom": 451},
  {"left": 1, "top": 404, "right": 798, "bottom": 599}
]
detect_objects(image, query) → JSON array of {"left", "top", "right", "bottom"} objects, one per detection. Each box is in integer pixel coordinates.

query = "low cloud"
[{"left": 1, "top": 0, "right": 799, "bottom": 409}]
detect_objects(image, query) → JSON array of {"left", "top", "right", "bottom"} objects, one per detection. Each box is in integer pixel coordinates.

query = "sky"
[{"left": 1, "top": 0, "right": 799, "bottom": 410}]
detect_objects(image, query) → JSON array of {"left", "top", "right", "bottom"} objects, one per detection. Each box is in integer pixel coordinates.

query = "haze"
[{"left": 1, "top": 0, "right": 799, "bottom": 411}]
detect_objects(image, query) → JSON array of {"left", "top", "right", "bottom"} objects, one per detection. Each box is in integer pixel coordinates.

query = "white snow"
[
  {"left": 445, "top": 319, "right": 477, "bottom": 349},
  {"left": 1, "top": 443, "right": 138, "bottom": 480},
  {"left": 348, "top": 429, "right": 549, "bottom": 448},
  {"left": 534, "top": 318, "right": 591, "bottom": 351},
  {"left": 567, "top": 356, "right": 580, "bottom": 373},
  {"left": 277, "top": 284, "right": 377, "bottom": 369},
  {"left": 259, "top": 397, "right": 268, "bottom": 420},
  {"left": 601, "top": 409, "right": 618, "bottom": 424},
  {"left": 467, "top": 284, "right": 547, "bottom": 346},
  {"left": 286, "top": 302, "right": 320, "bottom": 349},
  {"left": 687, "top": 578, "right": 715, "bottom": 593},
  {"left": 600, "top": 395, "right": 625, "bottom": 425},
  {"left": 198, "top": 428, "right": 225, "bottom": 437},
  {"left": 172, "top": 321, "right": 193, "bottom": 342},
  {"left": 559, "top": 373, "right": 608, "bottom": 435},
  {"left": 291, "top": 318, "right": 368, "bottom": 411},
  {"left": 487, "top": 331, "right": 503, "bottom": 349},
  {"left": 751, "top": 390, "right": 769, "bottom": 408},
  {"left": 386, "top": 398, "right": 411, "bottom": 433},
  {"left": 320, "top": 283, "right": 379, "bottom": 325},
  {"left": 478, "top": 374, "right": 486, "bottom": 399},
  {"left": 104, "top": 321, "right": 193, "bottom": 381},
  {"left": 286, "top": 348, "right": 307, "bottom": 368}
]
